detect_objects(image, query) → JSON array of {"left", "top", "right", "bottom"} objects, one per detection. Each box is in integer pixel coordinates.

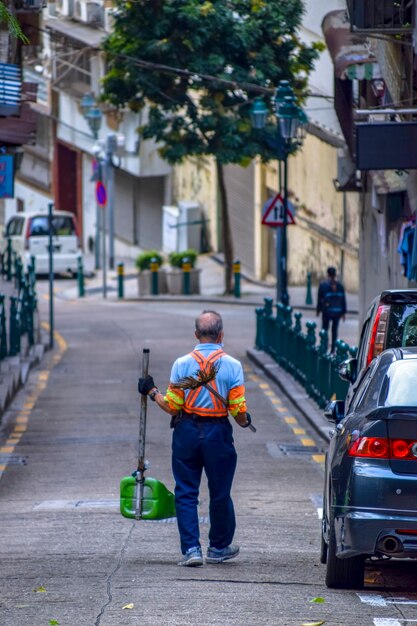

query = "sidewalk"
[{"left": 70, "top": 253, "right": 360, "bottom": 348}]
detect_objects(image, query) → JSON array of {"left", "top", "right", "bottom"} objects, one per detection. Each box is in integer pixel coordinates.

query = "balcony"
[{"left": 347, "top": 0, "right": 413, "bottom": 34}]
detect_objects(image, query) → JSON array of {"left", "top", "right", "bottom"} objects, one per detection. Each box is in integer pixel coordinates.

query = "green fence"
[
  {"left": 255, "top": 297, "right": 357, "bottom": 408},
  {"left": 0, "top": 250, "right": 37, "bottom": 359}
]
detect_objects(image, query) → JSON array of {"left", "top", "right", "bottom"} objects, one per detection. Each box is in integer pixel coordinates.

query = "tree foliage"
[
  {"left": 0, "top": 2, "right": 29, "bottom": 43},
  {"left": 102, "top": 0, "right": 321, "bottom": 291}
]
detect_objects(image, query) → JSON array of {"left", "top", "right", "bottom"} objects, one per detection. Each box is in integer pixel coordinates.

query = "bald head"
[{"left": 195, "top": 310, "right": 223, "bottom": 343}]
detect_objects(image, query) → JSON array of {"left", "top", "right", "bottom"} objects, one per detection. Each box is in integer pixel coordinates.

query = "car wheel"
[
  {"left": 325, "top": 512, "right": 365, "bottom": 589},
  {"left": 320, "top": 515, "right": 328, "bottom": 565}
]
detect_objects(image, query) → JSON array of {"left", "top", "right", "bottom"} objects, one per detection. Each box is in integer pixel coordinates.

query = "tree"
[
  {"left": 102, "top": 0, "right": 320, "bottom": 293},
  {"left": 0, "top": 2, "right": 29, "bottom": 42}
]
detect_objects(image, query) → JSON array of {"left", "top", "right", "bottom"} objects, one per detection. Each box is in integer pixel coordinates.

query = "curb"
[
  {"left": 0, "top": 336, "right": 49, "bottom": 423},
  {"left": 246, "top": 347, "right": 331, "bottom": 444}
]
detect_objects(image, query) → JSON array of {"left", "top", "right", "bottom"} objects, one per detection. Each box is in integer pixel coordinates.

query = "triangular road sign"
[{"left": 261, "top": 193, "right": 295, "bottom": 227}]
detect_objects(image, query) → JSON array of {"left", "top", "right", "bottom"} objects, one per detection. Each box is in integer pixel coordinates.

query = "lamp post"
[
  {"left": 81, "top": 93, "right": 122, "bottom": 273},
  {"left": 251, "top": 82, "right": 307, "bottom": 306},
  {"left": 81, "top": 92, "right": 103, "bottom": 272}
]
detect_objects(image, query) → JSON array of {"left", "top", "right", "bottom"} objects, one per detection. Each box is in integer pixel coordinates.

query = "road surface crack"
[{"left": 94, "top": 522, "right": 135, "bottom": 625}]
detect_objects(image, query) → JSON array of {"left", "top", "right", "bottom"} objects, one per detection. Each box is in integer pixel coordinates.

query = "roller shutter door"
[{"left": 224, "top": 162, "right": 255, "bottom": 276}]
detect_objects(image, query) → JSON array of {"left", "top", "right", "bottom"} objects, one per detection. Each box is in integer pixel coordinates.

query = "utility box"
[
  {"left": 178, "top": 201, "right": 201, "bottom": 252},
  {"left": 162, "top": 205, "right": 179, "bottom": 253}
]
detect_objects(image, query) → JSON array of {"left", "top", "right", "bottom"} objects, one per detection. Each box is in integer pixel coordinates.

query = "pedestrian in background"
[
  {"left": 316, "top": 266, "right": 347, "bottom": 354},
  {"left": 138, "top": 310, "right": 252, "bottom": 567}
]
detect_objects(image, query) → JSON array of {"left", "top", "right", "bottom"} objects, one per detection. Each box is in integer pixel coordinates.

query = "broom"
[{"left": 173, "top": 362, "right": 256, "bottom": 432}]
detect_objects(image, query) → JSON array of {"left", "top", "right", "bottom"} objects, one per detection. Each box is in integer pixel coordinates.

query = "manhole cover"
[
  {"left": 0, "top": 455, "right": 27, "bottom": 465},
  {"left": 279, "top": 443, "right": 322, "bottom": 456}
]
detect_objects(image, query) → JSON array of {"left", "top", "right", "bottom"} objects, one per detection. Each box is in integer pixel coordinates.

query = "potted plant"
[
  {"left": 166, "top": 249, "right": 201, "bottom": 295},
  {"left": 135, "top": 250, "right": 168, "bottom": 295}
]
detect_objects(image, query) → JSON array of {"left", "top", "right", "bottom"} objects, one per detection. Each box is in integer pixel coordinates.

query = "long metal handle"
[
  {"left": 136, "top": 348, "right": 150, "bottom": 519},
  {"left": 204, "top": 382, "right": 256, "bottom": 432}
]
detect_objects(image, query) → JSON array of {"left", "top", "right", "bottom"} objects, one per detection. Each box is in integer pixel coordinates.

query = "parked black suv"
[{"left": 341, "top": 290, "right": 417, "bottom": 411}]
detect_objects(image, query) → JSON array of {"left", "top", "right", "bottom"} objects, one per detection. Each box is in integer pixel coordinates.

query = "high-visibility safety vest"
[{"left": 164, "top": 343, "right": 247, "bottom": 418}]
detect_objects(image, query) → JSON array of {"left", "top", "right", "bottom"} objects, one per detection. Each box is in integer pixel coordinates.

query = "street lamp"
[
  {"left": 81, "top": 93, "right": 103, "bottom": 272},
  {"left": 251, "top": 81, "right": 307, "bottom": 306},
  {"left": 81, "top": 93, "right": 121, "bottom": 274}
]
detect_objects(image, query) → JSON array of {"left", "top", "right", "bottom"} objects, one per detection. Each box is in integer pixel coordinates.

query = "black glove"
[
  {"left": 241, "top": 412, "right": 252, "bottom": 428},
  {"left": 138, "top": 374, "right": 156, "bottom": 395}
]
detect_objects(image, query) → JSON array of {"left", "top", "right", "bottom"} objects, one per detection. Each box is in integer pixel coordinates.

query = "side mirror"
[
  {"left": 338, "top": 358, "right": 358, "bottom": 384},
  {"left": 324, "top": 399, "right": 345, "bottom": 423}
]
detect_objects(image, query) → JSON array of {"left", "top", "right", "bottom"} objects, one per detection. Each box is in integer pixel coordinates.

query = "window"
[
  {"left": 28, "top": 215, "right": 75, "bottom": 237},
  {"left": 380, "top": 361, "right": 417, "bottom": 407},
  {"left": 386, "top": 304, "right": 417, "bottom": 348},
  {"left": 6, "top": 217, "right": 24, "bottom": 236}
]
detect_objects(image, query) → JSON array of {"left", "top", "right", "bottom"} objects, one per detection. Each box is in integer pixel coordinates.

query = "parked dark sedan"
[
  {"left": 322, "top": 347, "right": 417, "bottom": 589},
  {"left": 342, "top": 289, "right": 417, "bottom": 412}
]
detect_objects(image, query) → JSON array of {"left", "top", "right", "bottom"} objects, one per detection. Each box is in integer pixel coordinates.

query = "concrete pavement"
[
  {"left": 1, "top": 272, "right": 417, "bottom": 625},
  {"left": 63, "top": 252, "right": 360, "bottom": 349}
]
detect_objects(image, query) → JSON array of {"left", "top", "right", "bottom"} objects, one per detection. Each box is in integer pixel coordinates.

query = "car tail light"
[
  {"left": 366, "top": 304, "right": 390, "bottom": 366},
  {"left": 349, "top": 437, "right": 389, "bottom": 458},
  {"left": 24, "top": 218, "right": 31, "bottom": 250},
  {"left": 396, "top": 529, "right": 417, "bottom": 535},
  {"left": 349, "top": 437, "right": 417, "bottom": 460}
]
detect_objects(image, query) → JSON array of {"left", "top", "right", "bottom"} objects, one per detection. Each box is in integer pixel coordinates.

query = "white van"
[{"left": 3, "top": 210, "right": 83, "bottom": 275}]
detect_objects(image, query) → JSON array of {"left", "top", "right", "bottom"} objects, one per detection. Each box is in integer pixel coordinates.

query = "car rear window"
[
  {"left": 386, "top": 304, "right": 417, "bottom": 348},
  {"left": 6, "top": 217, "right": 24, "bottom": 236},
  {"left": 379, "top": 360, "right": 417, "bottom": 407},
  {"left": 29, "top": 216, "right": 76, "bottom": 237}
]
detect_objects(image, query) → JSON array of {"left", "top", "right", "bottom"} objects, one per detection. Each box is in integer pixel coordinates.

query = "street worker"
[
  {"left": 316, "top": 266, "right": 347, "bottom": 354},
  {"left": 138, "top": 310, "right": 252, "bottom": 567}
]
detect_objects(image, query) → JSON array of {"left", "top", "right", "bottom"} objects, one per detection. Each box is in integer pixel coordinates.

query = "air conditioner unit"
[
  {"left": 73, "top": 0, "right": 102, "bottom": 25},
  {"left": 56, "top": 0, "right": 73, "bottom": 16},
  {"left": 87, "top": 2, "right": 103, "bottom": 26},
  {"left": 104, "top": 6, "right": 114, "bottom": 32}
]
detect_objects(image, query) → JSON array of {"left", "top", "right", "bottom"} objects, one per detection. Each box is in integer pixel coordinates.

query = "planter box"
[
  {"left": 137, "top": 269, "right": 168, "bottom": 296},
  {"left": 166, "top": 268, "right": 201, "bottom": 295}
]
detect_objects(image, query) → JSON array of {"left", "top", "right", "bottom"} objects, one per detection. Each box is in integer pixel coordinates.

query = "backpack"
[{"left": 323, "top": 283, "right": 345, "bottom": 319}]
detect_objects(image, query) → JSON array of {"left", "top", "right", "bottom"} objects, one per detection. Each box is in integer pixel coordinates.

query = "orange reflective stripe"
[{"left": 184, "top": 349, "right": 226, "bottom": 416}]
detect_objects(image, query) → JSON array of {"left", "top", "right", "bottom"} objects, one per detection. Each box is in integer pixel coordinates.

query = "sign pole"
[
  {"left": 95, "top": 176, "right": 107, "bottom": 299},
  {"left": 48, "top": 201, "right": 54, "bottom": 349}
]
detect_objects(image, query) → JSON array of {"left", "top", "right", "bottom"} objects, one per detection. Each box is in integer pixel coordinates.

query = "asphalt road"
[{"left": 1, "top": 279, "right": 417, "bottom": 626}]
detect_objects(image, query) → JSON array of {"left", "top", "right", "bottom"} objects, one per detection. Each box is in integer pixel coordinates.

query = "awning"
[
  {"left": 322, "top": 9, "right": 382, "bottom": 80},
  {"left": 44, "top": 18, "right": 106, "bottom": 48},
  {"left": 0, "top": 102, "right": 36, "bottom": 146}
]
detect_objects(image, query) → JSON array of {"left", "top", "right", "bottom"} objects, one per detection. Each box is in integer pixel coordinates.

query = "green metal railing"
[
  {"left": 255, "top": 297, "right": 357, "bottom": 408},
  {"left": 0, "top": 241, "right": 39, "bottom": 358}
]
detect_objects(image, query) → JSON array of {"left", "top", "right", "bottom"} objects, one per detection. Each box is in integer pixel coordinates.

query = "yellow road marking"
[
  {"left": 285, "top": 417, "right": 297, "bottom": 424},
  {"left": 0, "top": 326, "right": 67, "bottom": 477},
  {"left": 270, "top": 398, "right": 282, "bottom": 405},
  {"left": 292, "top": 427, "right": 306, "bottom": 435},
  {"left": 301, "top": 438, "right": 316, "bottom": 447},
  {"left": 277, "top": 407, "right": 288, "bottom": 413},
  {"left": 259, "top": 383, "right": 270, "bottom": 389},
  {"left": 264, "top": 391, "right": 275, "bottom": 397},
  {"left": 312, "top": 454, "right": 325, "bottom": 463}
]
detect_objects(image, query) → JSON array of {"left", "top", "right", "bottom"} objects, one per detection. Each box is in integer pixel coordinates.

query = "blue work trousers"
[{"left": 172, "top": 417, "right": 237, "bottom": 554}]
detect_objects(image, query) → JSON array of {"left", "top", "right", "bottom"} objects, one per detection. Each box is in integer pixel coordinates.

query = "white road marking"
[
  {"left": 359, "top": 594, "right": 417, "bottom": 607},
  {"left": 317, "top": 507, "right": 323, "bottom": 519},
  {"left": 374, "top": 620, "right": 417, "bottom": 625}
]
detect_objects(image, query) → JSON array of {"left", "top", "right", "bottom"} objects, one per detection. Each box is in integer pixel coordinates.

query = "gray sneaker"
[
  {"left": 178, "top": 546, "right": 203, "bottom": 567},
  {"left": 206, "top": 544, "right": 240, "bottom": 564}
]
